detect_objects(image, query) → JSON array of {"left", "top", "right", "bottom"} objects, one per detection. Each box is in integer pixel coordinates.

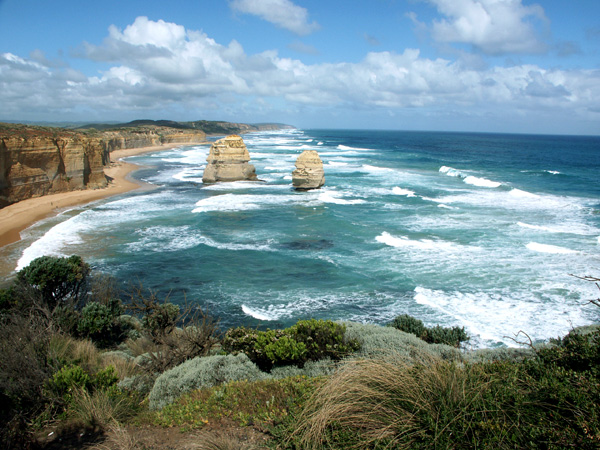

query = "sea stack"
[
  {"left": 202, "top": 135, "right": 258, "bottom": 183},
  {"left": 292, "top": 150, "right": 325, "bottom": 190}
]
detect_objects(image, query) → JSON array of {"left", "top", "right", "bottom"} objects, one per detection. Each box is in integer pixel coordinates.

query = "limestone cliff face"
[
  {"left": 0, "top": 124, "right": 207, "bottom": 208},
  {"left": 0, "top": 134, "right": 109, "bottom": 207},
  {"left": 292, "top": 150, "right": 325, "bottom": 190},
  {"left": 202, "top": 135, "right": 258, "bottom": 183}
]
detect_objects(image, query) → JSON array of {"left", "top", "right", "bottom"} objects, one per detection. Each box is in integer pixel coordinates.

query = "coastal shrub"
[
  {"left": 141, "top": 302, "right": 180, "bottom": 340},
  {"left": 118, "top": 374, "right": 154, "bottom": 396},
  {"left": 77, "top": 300, "right": 128, "bottom": 348},
  {"left": 15, "top": 255, "right": 90, "bottom": 311},
  {"left": 47, "top": 364, "right": 92, "bottom": 400},
  {"left": 153, "top": 376, "right": 319, "bottom": 430},
  {"left": 148, "top": 353, "right": 266, "bottom": 410},
  {"left": 223, "top": 319, "right": 360, "bottom": 370},
  {"left": 125, "top": 286, "right": 221, "bottom": 372},
  {"left": 388, "top": 314, "right": 469, "bottom": 348},
  {"left": 286, "top": 328, "right": 600, "bottom": 450},
  {"left": 0, "top": 313, "right": 53, "bottom": 448},
  {"left": 343, "top": 321, "right": 461, "bottom": 363},
  {"left": 290, "top": 319, "right": 360, "bottom": 361},
  {"left": 388, "top": 314, "right": 427, "bottom": 337},
  {"left": 270, "top": 358, "right": 338, "bottom": 379},
  {"left": 465, "top": 346, "right": 535, "bottom": 364}
]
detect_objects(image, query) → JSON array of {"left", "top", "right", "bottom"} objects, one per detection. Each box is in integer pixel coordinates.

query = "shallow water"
[{"left": 2, "top": 129, "right": 599, "bottom": 347}]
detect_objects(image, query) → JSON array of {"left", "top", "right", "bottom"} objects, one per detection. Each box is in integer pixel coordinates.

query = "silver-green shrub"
[
  {"left": 342, "top": 322, "right": 462, "bottom": 364},
  {"left": 148, "top": 353, "right": 265, "bottom": 410},
  {"left": 270, "top": 358, "right": 338, "bottom": 379},
  {"left": 118, "top": 374, "right": 153, "bottom": 396},
  {"left": 464, "top": 347, "right": 535, "bottom": 364},
  {"left": 101, "top": 350, "right": 134, "bottom": 361}
]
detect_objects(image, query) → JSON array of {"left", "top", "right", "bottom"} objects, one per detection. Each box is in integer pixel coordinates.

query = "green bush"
[
  {"left": 223, "top": 319, "right": 360, "bottom": 371},
  {"left": 148, "top": 353, "right": 266, "bottom": 410},
  {"left": 47, "top": 364, "right": 91, "bottom": 399},
  {"left": 388, "top": 314, "right": 426, "bottom": 337},
  {"left": 388, "top": 314, "right": 469, "bottom": 348},
  {"left": 141, "top": 302, "right": 179, "bottom": 340},
  {"left": 16, "top": 255, "right": 90, "bottom": 310},
  {"left": 77, "top": 300, "right": 127, "bottom": 348},
  {"left": 93, "top": 365, "right": 119, "bottom": 391}
]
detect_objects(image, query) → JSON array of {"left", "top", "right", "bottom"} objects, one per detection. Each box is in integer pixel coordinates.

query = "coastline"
[{"left": 0, "top": 143, "right": 189, "bottom": 249}]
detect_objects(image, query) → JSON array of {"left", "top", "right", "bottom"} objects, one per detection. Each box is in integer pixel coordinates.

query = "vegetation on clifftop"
[{"left": 0, "top": 256, "right": 598, "bottom": 449}]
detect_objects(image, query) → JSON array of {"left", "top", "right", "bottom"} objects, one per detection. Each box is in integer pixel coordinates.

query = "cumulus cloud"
[
  {"left": 229, "top": 0, "right": 319, "bottom": 35},
  {"left": 1, "top": 17, "right": 598, "bottom": 132},
  {"left": 419, "top": 0, "right": 548, "bottom": 55}
]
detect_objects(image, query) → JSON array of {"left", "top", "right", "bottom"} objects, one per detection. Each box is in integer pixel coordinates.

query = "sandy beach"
[{"left": 0, "top": 143, "right": 186, "bottom": 248}]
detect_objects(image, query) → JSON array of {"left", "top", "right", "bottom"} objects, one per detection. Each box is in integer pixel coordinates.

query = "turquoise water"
[{"left": 3, "top": 129, "right": 600, "bottom": 347}]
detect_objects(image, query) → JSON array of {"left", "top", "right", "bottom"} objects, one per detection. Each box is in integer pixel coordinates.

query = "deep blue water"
[{"left": 3, "top": 129, "right": 599, "bottom": 347}]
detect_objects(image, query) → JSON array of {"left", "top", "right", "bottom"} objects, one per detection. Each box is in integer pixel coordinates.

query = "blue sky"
[{"left": 0, "top": 0, "right": 599, "bottom": 134}]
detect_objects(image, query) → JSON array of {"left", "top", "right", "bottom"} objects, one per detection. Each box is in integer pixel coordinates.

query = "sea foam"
[{"left": 526, "top": 242, "right": 578, "bottom": 254}]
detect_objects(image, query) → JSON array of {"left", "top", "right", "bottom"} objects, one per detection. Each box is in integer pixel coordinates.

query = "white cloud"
[
  {"left": 229, "top": 0, "right": 319, "bottom": 35},
  {"left": 421, "top": 0, "right": 548, "bottom": 55},
  {"left": 1, "top": 17, "right": 598, "bottom": 134}
]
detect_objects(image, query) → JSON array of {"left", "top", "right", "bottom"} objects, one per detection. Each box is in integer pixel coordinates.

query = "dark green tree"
[{"left": 16, "top": 255, "right": 90, "bottom": 311}]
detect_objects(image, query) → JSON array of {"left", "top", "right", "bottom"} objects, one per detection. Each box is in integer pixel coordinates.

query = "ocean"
[{"left": 2, "top": 129, "right": 599, "bottom": 347}]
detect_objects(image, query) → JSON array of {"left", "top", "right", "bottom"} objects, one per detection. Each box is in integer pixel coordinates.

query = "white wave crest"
[
  {"left": 193, "top": 193, "right": 301, "bottom": 213},
  {"left": 318, "top": 192, "right": 366, "bottom": 205},
  {"left": 16, "top": 214, "right": 87, "bottom": 271},
  {"left": 375, "top": 232, "right": 465, "bottom": 251},
  {"left": 392, "top": 187, "right": 416, "bottom": 197},
  {"left": 463, "top": 176, "right": 501, "bottom": 188},
  {"left": 241, "top": 305, "right": 275, "bottom": 321},
  {"left": 338, "top": 144, "right": 372, "bottom": 151},
  {"left": 526, "top": 242, "right": 578, "bottom": 254},
  {"left": 440, "top": 166, "right": 501, "bottom": 188}
]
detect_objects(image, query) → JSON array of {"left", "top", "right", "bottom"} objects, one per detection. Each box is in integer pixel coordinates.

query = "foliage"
[
  {"left": 15, "top": 255, "right": 90, "bottom": 311},
  {"left": 77, "top": 299, "right": 128, "bottom": 348},
  {"left": 284, "top": 329, "right": 600, "bottom": 450},
  {"left": 46, "top": 364, "right": 92, "bottom": 400},
  {"left": 0, "top": 312, "right": 54, "bottom": 448},
  {"left": 152, "top": 376, "right": 319, "bottom": 430},
  {"left": 125, "top": 285, "right": 221, "bottom": 373},
  {"left": 388, "top": 314, "right": 470, "bottom": 347},
  {"left": 148, "top": 353, "right": 266, "bottom": 410},
  {"left": 222, "top": 319, "right": 360, "bottom": 371},
  {"left": 68, "top": 386, "right": 137, "bottom": 430},
  {"left": 343, "top": 321, "right": 461, "bottom": 363}
]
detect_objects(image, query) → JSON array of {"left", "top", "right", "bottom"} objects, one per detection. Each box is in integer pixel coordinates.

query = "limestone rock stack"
[
  {"left": 202, "top": 135, "right": 258, "bottom": 183},
  {"left": 292, "top": 150, "right": 325, "bottom": 190}
]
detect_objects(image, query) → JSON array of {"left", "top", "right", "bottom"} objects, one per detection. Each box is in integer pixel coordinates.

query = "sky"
[{"left": 0, "top": 0, "right": 599, "bottom": 135}]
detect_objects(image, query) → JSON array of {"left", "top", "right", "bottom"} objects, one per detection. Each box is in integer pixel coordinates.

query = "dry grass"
[
  {"left": 91, "top": 423, "right": 142, "bottom": 450},
  {"left": 292, "top": 355, "right": 495, "bottom": 449},
  {"left": 101, "top": 353, "right": 142, "bottom": 379},
  {"left": 124, "top": 336, "right": 159, "bottom": 357},
  {"left": 189, "top": 430, "right": 265, "bottom": 450},
  {"left": 49, "top": 333, "right": 102, "bottom": 373},
  {"left": 69, "top": 388, "right": 135, "bottom": 430}
]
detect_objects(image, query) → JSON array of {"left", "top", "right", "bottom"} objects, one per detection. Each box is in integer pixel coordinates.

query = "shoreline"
[{"left": 0, "top": 143, "right": 191, "bottom": 249}]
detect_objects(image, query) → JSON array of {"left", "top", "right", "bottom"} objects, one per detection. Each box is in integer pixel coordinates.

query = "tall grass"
[
  {"left": 69, "top": 388, "right": 136, "bottom": 430},
  {"left": 291, "top": 356, "right": 512, "bottom": 449}
]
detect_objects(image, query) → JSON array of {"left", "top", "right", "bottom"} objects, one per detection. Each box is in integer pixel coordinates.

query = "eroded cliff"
[{"left": 0, "top": 124, "right": 207, "bottom": 208}]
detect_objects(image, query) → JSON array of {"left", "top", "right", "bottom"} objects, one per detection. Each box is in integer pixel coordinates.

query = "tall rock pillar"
[{"left": 292, "top": 150, "right": 325, "bottom": 190}]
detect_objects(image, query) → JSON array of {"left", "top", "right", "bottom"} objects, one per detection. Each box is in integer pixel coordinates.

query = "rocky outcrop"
[
  {"left": 202, "top": 135, "right": 258, "bottom": 183},
  {"left": 292, "top": 150, "right": 325, "bottom": 190},
  {"left": 0, "top": 134, "right": 108, "bottom": 207},
  {"left": 0, "top": 124, "right": 207, "bottom": 208}
]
